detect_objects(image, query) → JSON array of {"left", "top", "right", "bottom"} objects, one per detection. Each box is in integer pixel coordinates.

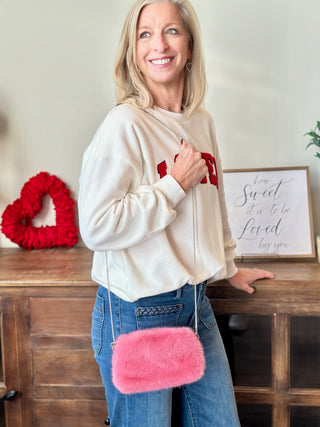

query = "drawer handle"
[{"left": 1, "top": 390, "right": 20, "bottom": 401}]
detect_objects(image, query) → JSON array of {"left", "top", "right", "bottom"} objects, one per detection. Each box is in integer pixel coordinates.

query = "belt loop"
[
  {"left": 199, "top": 280, "right": 207, "bottom": 299},
  {"left": 175, "top": 287, "right": 182, "bottom": 299}
]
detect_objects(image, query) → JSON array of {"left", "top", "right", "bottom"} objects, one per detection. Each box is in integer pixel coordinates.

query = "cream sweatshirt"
[{"left": 78, "top": 104, "right": 237, "bottom": 301}]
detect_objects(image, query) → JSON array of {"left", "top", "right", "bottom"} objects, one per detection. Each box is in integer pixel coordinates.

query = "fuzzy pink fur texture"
[{"left": 112, "top": 327, "right": 205, "bottom": 394}]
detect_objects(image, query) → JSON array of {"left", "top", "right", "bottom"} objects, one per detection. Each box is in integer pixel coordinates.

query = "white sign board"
[{"left": 223, "top": 167, "right": 315, "bottom": 258}]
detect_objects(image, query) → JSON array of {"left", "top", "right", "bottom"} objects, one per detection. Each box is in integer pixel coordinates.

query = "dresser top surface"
[{"left": 0, "top": 247, "right": 319, "bottom": 287}]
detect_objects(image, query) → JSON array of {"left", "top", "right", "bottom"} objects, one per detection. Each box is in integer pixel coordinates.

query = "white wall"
[{"left": 0, "top": 0, "right": 319, "bottom": 248}]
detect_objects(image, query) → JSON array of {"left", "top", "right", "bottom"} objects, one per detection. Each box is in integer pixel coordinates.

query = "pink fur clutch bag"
[{"left": 112, "top": 326, "right": 205, "bottom": 394}]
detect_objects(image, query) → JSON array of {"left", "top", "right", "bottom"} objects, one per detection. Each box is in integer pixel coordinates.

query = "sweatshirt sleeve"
[
  {"left": 210, "top": 119, "right": 238, "bottom": 279},
  {"left": 218, "top": 168, "right": 238, "bottom": 279},
  {"left": 78, "top": 112, "right": 185, "bottom": 252}
]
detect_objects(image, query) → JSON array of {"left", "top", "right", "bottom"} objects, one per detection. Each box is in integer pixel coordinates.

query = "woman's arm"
[
  {"left": 78, "top": 151, "right": 185, "bottom": 252},
  {"left": 78, "top": 115, "right": 187, "bottom": 251}
]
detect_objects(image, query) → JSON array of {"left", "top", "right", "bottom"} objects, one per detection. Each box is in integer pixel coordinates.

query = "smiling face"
[{"left": 136, "top": 2, "right": 192, "bottom": 100}]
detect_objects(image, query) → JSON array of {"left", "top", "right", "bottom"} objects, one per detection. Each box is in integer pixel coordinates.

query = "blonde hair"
[{"left": 113, "top": 0, "right": 207, "bottom": 116}]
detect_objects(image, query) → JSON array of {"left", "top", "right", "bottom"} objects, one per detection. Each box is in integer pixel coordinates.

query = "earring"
[{"left": 185, "top": 60, "right": 192, "bottom": 73}]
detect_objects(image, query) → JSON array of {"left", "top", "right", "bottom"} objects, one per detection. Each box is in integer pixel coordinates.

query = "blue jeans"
[{"left": 91, "top": 282, "right": 240, "bottom": 427}]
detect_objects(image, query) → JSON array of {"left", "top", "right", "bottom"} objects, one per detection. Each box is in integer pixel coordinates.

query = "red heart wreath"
[{"left": 1, "top": 172, "right": 78, "bottom": 249}]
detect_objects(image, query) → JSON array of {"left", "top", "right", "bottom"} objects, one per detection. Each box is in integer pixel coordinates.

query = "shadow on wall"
[
  {"left": 0, "top": 110, "right": 8, "bottom": 137},
  {"left": 0, "top": 108, "right": 15, "bottom": 247},
  {"left": 0, "top": 109, "right": 9, "bottom": 244}
]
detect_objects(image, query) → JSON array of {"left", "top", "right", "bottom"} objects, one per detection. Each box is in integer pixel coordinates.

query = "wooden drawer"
[{"left": 29, "top": 296, "right": 106, "bottom": 425}]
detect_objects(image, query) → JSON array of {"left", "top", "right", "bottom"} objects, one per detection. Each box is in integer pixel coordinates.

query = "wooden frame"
[{"left": 223, "top": 167, "right": 315, "bottom": 259}]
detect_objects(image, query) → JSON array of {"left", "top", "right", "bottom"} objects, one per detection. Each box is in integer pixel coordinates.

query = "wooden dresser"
[
  {"left": 0, "top": 247, "right": 319, "bottom": 426},
  {"left": 0, "top": 247, "right": 106, "bottom": 427}
]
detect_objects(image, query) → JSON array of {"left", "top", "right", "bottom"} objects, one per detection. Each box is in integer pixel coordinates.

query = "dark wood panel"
[
  {"left": 32, "top": 335, "right": 91, "bottom": 350},
  {"left": 30, "top": 298, "right": 94, "bottom": 335},
  {"left": 33, "top": 399, "right": 107, "bottom": 427},
  {"left": 33, "top": 349, "right": 100, "bottom": 386},
  {"left": 33, "top": 385, "right": 105, "bottom": 400}
]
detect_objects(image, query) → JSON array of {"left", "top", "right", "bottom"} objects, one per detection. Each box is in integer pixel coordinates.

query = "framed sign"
[{"left": 223, "top": 167, "right": 315, "bottom": 259}]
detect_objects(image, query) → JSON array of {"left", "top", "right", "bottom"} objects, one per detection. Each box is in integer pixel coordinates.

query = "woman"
[{"left": 78, "top": 1, "right": 274, "bottom": 425}]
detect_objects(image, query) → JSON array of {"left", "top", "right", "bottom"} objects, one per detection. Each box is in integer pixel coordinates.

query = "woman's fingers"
[
  {"left": 228, "top": 268, "right": 275, "bottom": 295},
  {"left": 170, "top": 142, "right": 208, "bottom": 191}
]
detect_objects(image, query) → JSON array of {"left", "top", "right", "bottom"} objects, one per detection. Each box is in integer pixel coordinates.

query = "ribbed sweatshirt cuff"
[
  {"left": 154, "top": 175, "right": 186, "bottom": 208},
  {"left": 224, "top": 259, "right": 238, "bottom": 279}
]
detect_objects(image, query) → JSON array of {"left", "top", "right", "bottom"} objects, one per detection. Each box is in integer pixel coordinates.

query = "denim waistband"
[{"left": 174, "top": 281, "right": 207, "bottom": 299}]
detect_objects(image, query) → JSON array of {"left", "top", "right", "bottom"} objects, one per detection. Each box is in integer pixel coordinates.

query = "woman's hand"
[
  {"left": 170, "top": 140, "right": 208, "bottom": 191},
  {"left": 228, "top": 268, "right": 275, "bottom": 294}
]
